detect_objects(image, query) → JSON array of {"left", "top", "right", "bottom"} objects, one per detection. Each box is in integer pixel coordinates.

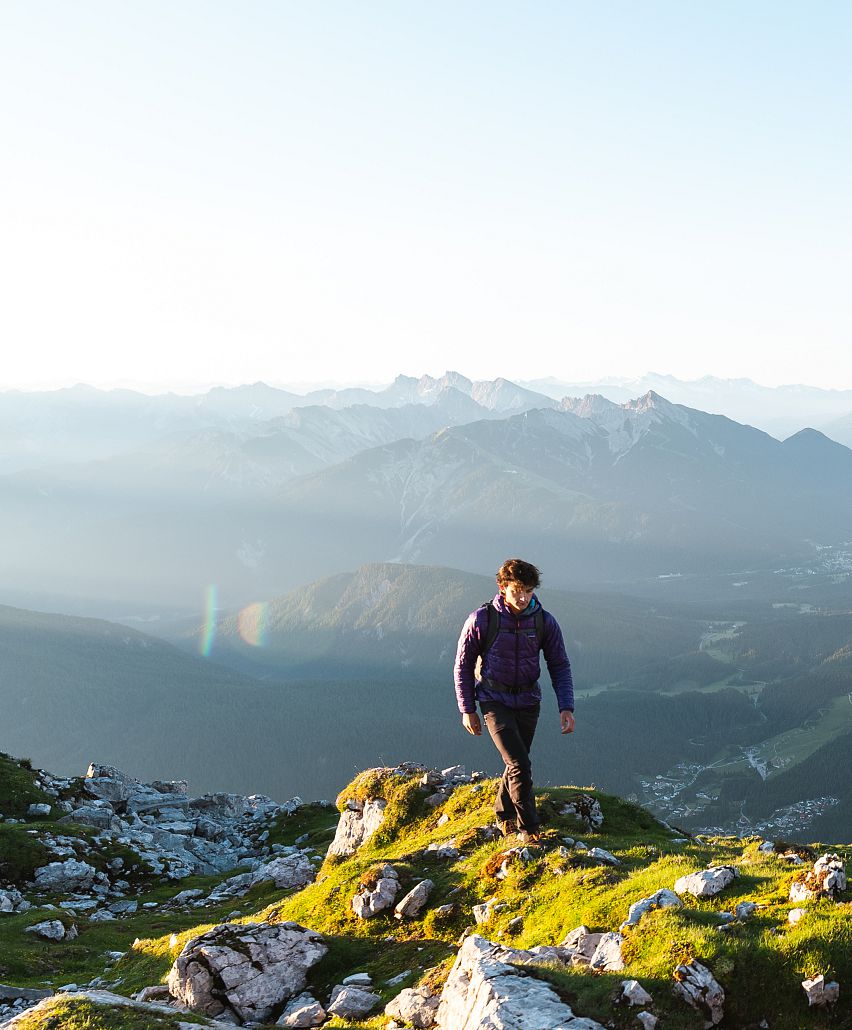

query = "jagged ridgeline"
[{"left": 1, "top": 755, "right": 850, "bottom": 1029}]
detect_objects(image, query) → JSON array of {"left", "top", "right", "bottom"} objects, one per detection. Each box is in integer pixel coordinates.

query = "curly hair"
[{"left": 496, "top": 558, "right": 541, "bottom": 589}]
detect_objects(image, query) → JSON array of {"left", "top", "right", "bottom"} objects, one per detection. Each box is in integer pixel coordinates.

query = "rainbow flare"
[{"left": 200, "top": 585, "right": 218, "bottom": 657}]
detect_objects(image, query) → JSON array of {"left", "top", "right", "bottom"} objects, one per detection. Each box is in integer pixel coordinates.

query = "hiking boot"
[
  {"left": 498, "top": 820, "right": 517, "bottom": 838},
  {"left": 517, "top": 830, "right": 542, "bottom": 846}
]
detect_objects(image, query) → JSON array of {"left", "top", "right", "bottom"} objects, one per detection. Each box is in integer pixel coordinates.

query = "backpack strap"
[{"left": 481, "top": 601, "right": 501, "bottom": 659}]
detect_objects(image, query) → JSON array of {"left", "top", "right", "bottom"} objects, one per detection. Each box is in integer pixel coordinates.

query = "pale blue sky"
[{"left": 1, "top": 2, "right": 850, "bottom": 391}]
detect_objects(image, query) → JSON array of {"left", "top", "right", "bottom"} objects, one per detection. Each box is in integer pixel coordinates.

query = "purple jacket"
[{"left": 453, "top": 592, "right": 574, "bottom": 714}]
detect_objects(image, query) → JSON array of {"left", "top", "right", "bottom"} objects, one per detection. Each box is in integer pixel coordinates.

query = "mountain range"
[{"left": 2, "top": 384, "right": 851, "bottom": 613}]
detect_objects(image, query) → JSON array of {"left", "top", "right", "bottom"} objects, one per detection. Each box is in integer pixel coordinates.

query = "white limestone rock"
[
  {"left": 790, "top": 853, "right": 847, "bottom": 902},
  {"left": 24, "top": 919, "right": 68, "bottom": 940},
  {"left": 672, "top": 960, "right": 725, "bottom": 1026},
  {"left": 33, "top": 858, "right": 98, "bottom": 893},
  {"left": 802, "top": 974, "right": 839, "bottom": 1007},
  {"left": 558, "top": 926, "right": 602, "bottom": 966},
  {"left": 326, "top": 984, "right": 380, "bottom": 1020},
  {"left": 434, "top": 934, "right": 606, "bottom": 1029},
  {"left": 620, "top": 888, "right": 682, "bottom": 930},
  {"left": 167, "top": 920, "right": 327, "bottom": 1023},
  {"left": 276, "top": 990, "right": 326, "bottom": 1026},
  {"left": 327, "top": 798, "right": 387, "bottom": 857},
  {"left": 788, "top": 908, "right": 806, "bottom": 925},
  {"left": 27, "top": 804, "right": 51, "bottom": 817},
  {"left": 250, "top": 854, "right": 316, "bottom": 890},
  {"left": 620, "top": 980, "right": 653, "bottom": 1006},
  {"left": 0, "top": 889, "right": 30, "bottom": 914},
  {"left": 589, "top": 932, "right": 625, "bottom": 972},
  {"left": 636, "top": 1012, "right": 658, "bottom": 1029},
  {"left": 385, "top": 985, "right": 440, "bottom": 1028},
  {"left": 586, "top": 847, "right": 620, "bottom": 866},
  {"left": 351, "top": 864, "right": 400, "bottom": 919},
  {"left": 395, "top": 879, "right": 434, "bottom": 920},
  {"left": 674, "top": 866, "right": 738, "bottom": 899}
]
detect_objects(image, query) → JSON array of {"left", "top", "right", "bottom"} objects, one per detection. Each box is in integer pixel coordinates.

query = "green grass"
[
  {"left": 6, "top": 996, "right": 209, "bottom": 1028},
  {"left": 0, "top": 753, "right": 57, "bottom": 820}
]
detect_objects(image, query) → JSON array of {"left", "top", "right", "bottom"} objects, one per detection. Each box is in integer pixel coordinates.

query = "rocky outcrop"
[
  {"left": 674, "top": 865, "right": 738, "bottom": 899},
  {"left": 434, "top": 935, "right": 606, "bottom": 1029},
  {"left": 167, "top": 921, "right": 327, "bottom": 1024},
  {"left": 327, "top": 799, "right": 387, "bottom": 857},
  {"left": 249, "top": 854, "right": 316, "bottom": 890},
  {"left": 33, "top": 859, "right": 99, "bottom": 893},
  {"left": 0, "top": 889, "right": 30, "bottom": 915},
  {"left": 672, "top": 959, "right": 724, "bottom": 1025},
  {"left": 789, "top": 853, "right": 847, "bottom": 902},
  {"left": 351, "top": 864, "right": 400, "bottom": 918}
]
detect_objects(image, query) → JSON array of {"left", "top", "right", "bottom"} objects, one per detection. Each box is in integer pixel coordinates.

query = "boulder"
[
  {"left": 250, "top": 854, "right": 316, "bottom": 891},
  {"left": 434, "top": 935, "right": 606, "bottom": 1029},
  {"left": 672, "top": 960, "right": 724, "bottom": 1026},
  {"left": 395, "top": 879, "right": 434, "bottom": 919},
  {"left": 620, "top": 888, "right": 682, "bottom": 930},
  {"left": 385, "top": 985, "right": 440, "bottom": 1028},
  {"left": 788, "top": 908, "right": 806, "bottom": 925},
  {"left": 167, "top": 920, "right": 327, "bottom": 1023},
  {"left": 674, "top": 866, "right": 738, "bottom": 899},
  {"left": 589, "top": 932, "right": 625, "bottom": 972},
  {"left": 327, "top": 798, "right": 387, "bottom": 857},
  {"left": 620, "top": 980, "right": 653, "bottom": 1007},
  {"left": 33, "top": 858, "right": 98, "bottom": 893},
  {"left": 351, "top": 865, "right": 399, "bottom": 919},
  {"left": 58, "top": 805, "right": 122, "bottom": 832},
  {"left": 27, "top": 803, "right": 51, "bottom": 817},
  {"left": 636, "top": 1013, "right": 658, "bottom": 1030},
  {"left": 586, "top": 847, "right": 619, "bottom": 866},
  {"left": 23, "top": 919, "right": 68, "bottom": 941},
  {"left": 802, "top": 974, "right": 839, "bottom": 1007},
  {"left": 276, "top": 991, "right": 326, "bottom": 1026},
  {"left": 326, "top": 985, "right": 379, "bottom": 1020}
]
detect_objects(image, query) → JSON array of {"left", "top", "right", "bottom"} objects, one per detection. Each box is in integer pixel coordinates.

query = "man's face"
[{"left": 502, "top": 581, "right": 534, "bottom": 614}]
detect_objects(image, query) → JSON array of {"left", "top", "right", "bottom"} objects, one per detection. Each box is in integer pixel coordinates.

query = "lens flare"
[
  {"left": 200, "top": 585, "right": 218, "bottom": 657},
  {"left": 238, "top": 601, "right": 268, "bottom": 647}
]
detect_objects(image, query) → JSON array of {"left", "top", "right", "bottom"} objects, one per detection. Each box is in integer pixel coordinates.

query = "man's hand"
[
  {"left": 462, "top": 712, "right": 482, "bottom": 736},
  {"left": 560, "top": 710, "right": 575, "bottom": 735}
]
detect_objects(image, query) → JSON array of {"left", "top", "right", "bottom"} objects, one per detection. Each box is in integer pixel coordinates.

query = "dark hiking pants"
[{"left": 480, "top": 700, "right": 540, "bottom": 833}]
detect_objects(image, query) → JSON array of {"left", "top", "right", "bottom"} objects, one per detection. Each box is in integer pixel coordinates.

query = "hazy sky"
[{"left": 2, "top": 2, "right": 851, "bottom": 392}]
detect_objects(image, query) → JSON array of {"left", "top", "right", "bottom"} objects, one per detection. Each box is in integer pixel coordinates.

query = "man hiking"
[{"left": 453, "top": 558, "right": 574, "bottom": 844}]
